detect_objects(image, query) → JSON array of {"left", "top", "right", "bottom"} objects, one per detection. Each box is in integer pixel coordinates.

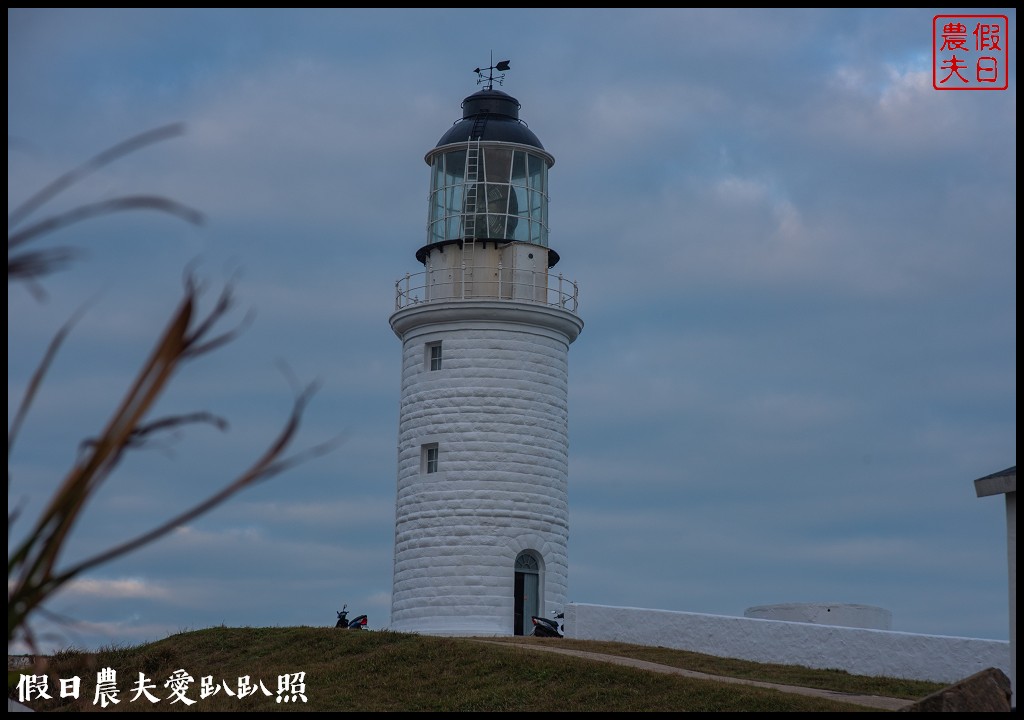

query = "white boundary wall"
[{"left": 566, "top": 603, "right": 1010, "bottom": 684}]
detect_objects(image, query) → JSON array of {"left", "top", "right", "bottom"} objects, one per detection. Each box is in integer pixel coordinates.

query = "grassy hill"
[{"left": 11, "top": 626, "right": 945, "bottom": 712}]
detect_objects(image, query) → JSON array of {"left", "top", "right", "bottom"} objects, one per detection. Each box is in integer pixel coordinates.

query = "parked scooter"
[
  {"left": 335, "top": 604, "right": 368, "bottom": 630},
  {"left": 531, "top": 611, "right": 564, "bottom": 638}
]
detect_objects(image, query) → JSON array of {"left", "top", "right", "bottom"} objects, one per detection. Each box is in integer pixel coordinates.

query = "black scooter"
[
  {"left": 336, "top": 604, "right": 368, "bottom": 630},
  {"left": 531, "top": 611, "right": 564, "bottom": 638}
]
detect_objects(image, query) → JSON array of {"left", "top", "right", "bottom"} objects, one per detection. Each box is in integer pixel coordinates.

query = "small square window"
[
  {"left": 427, "top": 341, "right": 442, "bottom": 371},
  {"left": 422, "top": 444, "right": 439, "bottom": 474}
]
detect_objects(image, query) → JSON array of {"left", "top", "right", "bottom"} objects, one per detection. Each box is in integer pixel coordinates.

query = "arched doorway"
[{"left": 514, "top": 552, "right": 541, "bottom": 636}]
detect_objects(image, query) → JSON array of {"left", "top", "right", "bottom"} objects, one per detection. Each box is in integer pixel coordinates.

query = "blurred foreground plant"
[{"left": 8, "top": 125, "right": 340, "bottom": 652}]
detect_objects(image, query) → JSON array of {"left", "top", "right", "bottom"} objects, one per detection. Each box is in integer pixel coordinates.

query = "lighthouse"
[{"left": 389, "top": 64, "right": 583, "bottom": 636}]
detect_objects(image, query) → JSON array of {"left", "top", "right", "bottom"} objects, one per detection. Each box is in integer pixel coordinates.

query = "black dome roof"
[{"left": 434, "top": 88, "right": 545, "bottom": 150}]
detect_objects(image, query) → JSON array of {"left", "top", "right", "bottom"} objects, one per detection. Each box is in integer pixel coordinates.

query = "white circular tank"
[{"left": 744, "top": 603, "right": 892, "bottom": 630}]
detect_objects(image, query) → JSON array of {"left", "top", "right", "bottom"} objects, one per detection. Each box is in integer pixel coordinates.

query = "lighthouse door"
[
  {"left": 510, "top": 243, "right": 547, "bottom": 303},
  {"left": 513, "top": 552, "right": 540, "bottom": 636}
]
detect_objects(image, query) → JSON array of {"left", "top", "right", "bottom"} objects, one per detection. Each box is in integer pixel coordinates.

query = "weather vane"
[{"left": 474, "top": 53, "right": 510, "bottom": 91}]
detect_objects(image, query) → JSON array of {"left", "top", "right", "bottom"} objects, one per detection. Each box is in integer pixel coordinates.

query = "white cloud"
[
  {"left": 225, "top": 498, "right": 395, "bottom": 529},
  {"left": 62, "top": 576, "right": 172, "bottom": 600}
]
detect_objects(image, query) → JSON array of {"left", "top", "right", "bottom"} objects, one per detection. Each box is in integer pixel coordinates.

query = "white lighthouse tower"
[{"left": 389, "top": 64, "right": 583, "bottom": 636}]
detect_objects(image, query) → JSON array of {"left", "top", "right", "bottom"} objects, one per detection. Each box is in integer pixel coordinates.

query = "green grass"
[{"left": 10, "top": 626, "right": 945, "bottom": 712}]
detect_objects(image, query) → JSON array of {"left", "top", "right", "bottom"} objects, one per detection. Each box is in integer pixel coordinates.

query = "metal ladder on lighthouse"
[{"left": 461, "top": 114, "right": 488, "bottom": 299}]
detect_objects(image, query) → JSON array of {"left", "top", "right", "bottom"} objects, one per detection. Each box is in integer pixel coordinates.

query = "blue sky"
[{"left": 8, "top": 8, "right": 1016, "bottom": 654}]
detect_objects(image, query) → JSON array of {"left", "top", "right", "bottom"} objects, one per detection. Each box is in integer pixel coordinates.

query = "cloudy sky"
[{"left": 8, "top": 8, "right": 1016, "bottom": 654}]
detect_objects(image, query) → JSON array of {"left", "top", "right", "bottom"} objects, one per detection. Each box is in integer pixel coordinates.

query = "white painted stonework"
[
  {"left": 389, "top": 300, "right": 583, "bottom": 634},
  {"left": 567, "top": 603, "right": 1011, "bottom": 685}
]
